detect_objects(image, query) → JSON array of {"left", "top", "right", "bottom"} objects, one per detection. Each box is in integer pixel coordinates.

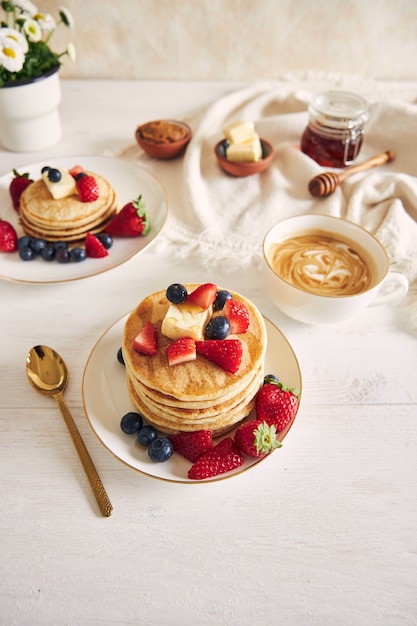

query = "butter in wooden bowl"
[{"left": 214, "top": 120, "right": 274, "bottom": 177}]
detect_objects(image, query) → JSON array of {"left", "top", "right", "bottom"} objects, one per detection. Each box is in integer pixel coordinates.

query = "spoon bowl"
[
  {"left": 26, "top": 345, "right": 113, "bottom": 517},
  {"left": 27, "top": 345, "right": 68, "bottom": 396}
]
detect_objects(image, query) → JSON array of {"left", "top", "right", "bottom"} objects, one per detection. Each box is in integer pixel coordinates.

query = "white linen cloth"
[{"left": 119, "top": 75, "right": 417, "bottom": 333}]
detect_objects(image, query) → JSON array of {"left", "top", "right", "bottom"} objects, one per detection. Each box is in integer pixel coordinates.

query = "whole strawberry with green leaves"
[
  {"left": 255, "top": 376, "right": 300, "bottom": 433},
  {"left": 105, "top": 194, "right": 150, "bottom": 237},
  {"left": 234, "top": 419, "right": 282, "bottom": 457},
  {"left": 9, "top": 169, "right": 33, "bottom": 211}
]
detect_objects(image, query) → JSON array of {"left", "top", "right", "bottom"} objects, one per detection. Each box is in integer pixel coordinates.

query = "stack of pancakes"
[
  {"left": 19, "top": 171, "right": 118, "bottom": 242},
  {"left": 122, "top": 287, "right": 267, "bottom": 436}
]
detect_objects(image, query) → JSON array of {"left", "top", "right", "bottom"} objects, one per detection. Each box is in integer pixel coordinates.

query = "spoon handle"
[{"left": 56, "top": 394, "right": 113, "bottom": 517}]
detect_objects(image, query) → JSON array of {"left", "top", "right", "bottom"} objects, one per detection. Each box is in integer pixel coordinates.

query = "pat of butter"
[
  {"left": 223, "top": 121, "right": 256, "bottom": 145},
  {"left": 161, "top": 303, "right": 212, "bottom": 341},
  {"left": 42, "top": 168, "right": 76, "bottom": 200},
  {"left": 226, "top": 136, "right": 262, "bottom": 163}
]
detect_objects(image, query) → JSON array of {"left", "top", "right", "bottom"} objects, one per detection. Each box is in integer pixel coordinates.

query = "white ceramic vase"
[{"left": 0, "top": 67, "right": 62, "bottom": 152}]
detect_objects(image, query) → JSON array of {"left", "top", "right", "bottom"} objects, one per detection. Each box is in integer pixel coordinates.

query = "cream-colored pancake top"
[
  {"left": 123, "top": 286, "right": 267, "bottom": 402},
  {"left": 20, "top": 171, "right": 116, "bottom": 225}
]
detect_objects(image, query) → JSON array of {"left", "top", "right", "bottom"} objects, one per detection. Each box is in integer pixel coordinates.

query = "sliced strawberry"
[
  {"left": 234, "top": 419, "right": 282, "bottom": 457},
  {"left": 85, "top": 232, "right": 108, "bottom": 258},
  {"left": 9, "top": 169, "right": 33, "bottom": 211},
  {"left": 223, "top": 298, "right": 250, "bottom": 334},
  {"left": 105, "top": 195, "right": 150, "bottom": 237},
  {"left": 69, "top": 164, "right": 84, "bottom": 178},
  {"left": 133, "top": 321, "right": 158, "bottom": 356},
  {"left": 195, "top": 339, "right": 242, "bottom": 374},
  {"left": 0, "top": 219, "right": 18, "bottom": 252},
  {"left": 169, "top": 430, "right": 212, "bottom": 462},
  {"left": 75, "top": 173, "right": 99, "bottom": 202},
  {"left": 188, "top": 437, "right": 244, "bottom": 480},
  {"left": 187, "top": 283, "right": 217, "bottom": 310},
  {"left": 166, "top": 337, "right": 196, "bottom": 366}
]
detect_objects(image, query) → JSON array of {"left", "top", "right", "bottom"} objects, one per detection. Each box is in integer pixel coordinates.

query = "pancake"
[
  {"left": 127, "top": 378, "right": 259, "bottom": 436},
  {"left": 122, "top": 285, "right": 267, "bottom": 434},
  {"left": 19, "top": 170, "right": 118, "bottom": 242}
]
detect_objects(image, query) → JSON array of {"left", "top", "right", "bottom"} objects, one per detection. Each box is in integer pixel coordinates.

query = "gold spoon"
[
  {"left": 26, "top": 345, "right": 113, "bottom": 517},
  {"left": 308, "top": 149, "right": 395, "bottom": 197}
]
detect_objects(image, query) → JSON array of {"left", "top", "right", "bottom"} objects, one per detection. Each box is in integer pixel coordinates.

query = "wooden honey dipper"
[{"left": 308, "top": 150, "right": 395, "bottom": 198}]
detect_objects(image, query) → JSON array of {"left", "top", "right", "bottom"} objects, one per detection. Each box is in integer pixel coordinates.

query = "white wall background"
[{"left": 43, "top": 0, "right": 417, "bottom": 81}]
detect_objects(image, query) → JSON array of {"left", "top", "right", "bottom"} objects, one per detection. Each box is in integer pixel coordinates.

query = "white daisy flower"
[
  {"left": 0, "top": 35, "right": 25, "bottom": 72},
  {"left": 12, "top": 1, "right": 38, "bottom": 18},
  {"left": 0, "top": 27, "right": 29, "bottom": 53},
  {"left": 23, "top": 18, "right": 42, "bottom": 42},
  {"left": 34, "top": 12, "right": 56, "bottom": 34},
  {"left": 66, "top": 42, "right": 76, "bottom": 62},
  {"left": 59, "top": 7, "right": 74, "bottom": 29}
]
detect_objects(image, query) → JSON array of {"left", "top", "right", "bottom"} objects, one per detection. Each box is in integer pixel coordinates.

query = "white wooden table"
[{"left": 1, "top": 80, "right": 416, "bottom": 626}]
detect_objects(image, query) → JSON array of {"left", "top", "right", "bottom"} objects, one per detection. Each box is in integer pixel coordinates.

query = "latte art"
[{"left": 270, "top": 234, "right": 372, "bottom": 296}]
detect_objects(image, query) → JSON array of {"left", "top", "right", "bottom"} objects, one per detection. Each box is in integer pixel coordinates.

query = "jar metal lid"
[{"left": 309, "top": 90, "right": 369, "bottom": 130}]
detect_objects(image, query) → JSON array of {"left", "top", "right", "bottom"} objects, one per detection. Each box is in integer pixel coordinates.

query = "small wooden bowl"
[
  {"left": 135, "top": 120, "right": 192, "bottom": 159},
  {"left": 214, "top": 138, "right": 274, "bottom": 177}
]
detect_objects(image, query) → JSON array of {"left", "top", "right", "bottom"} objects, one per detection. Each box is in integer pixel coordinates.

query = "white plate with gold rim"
[
  {"left": 0, "top": 156, "right": 168, "bottom": 284},
  {"left": 82, "top": 314, "right": 302, "bottom": 484}
]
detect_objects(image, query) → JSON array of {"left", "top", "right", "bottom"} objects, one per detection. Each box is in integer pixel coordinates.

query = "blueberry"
[
  {"left": 48, "top": 168, "right": 62, "bottom": 183},
  {"left": 75, "top": 172, "right": 87, "bottom": 181},
  {"left": 41, "top": 166, "right": 51, "bottom": 174},
  {"left": 137, "top": 425, "right": 158, "bottom": 446},
  {"left": 117, "top": 347, "right": 125, "bottom": 365},
  {"left": 17, "top": 236, "right": 31, "bottom": 251},
  {"left": 70, "top": 247, "right": 87, "bottom": 262},
  {"left": 97, "top": 233, "right": 113, "bottom": 249},
  {"left": 148, "top": 437, "right": 174, "bottom": 462},
  {"left": 166, "top": 283, "right": 188, "bottom": 304},
  {"left": 54, "top": 241, "right": 68, "bottom": 252},
  {"left": 213, "top": 290, "right": 232, "bottom": 311},
  {"left": 55, "top": 247, "right": 70, "bottom": 263},
  {"left": 264, "top": 373, "right": 279, "bottom": 385},
  {"left": 19, "top": 246, "right": 35, "bottom": 261},
  {"left": 120, "top": 411, "right": 143, "bottom": 434},
  {"left": 40, "top": 244, "right": 55, "bottom": 261},
  {"left": 205, "top": 316, "right": 230, "bottom": 339},
  {"left": 30, "top": 237, "right": 47, "bottom": 254}
]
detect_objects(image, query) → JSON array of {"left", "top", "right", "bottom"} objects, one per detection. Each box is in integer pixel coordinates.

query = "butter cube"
[
  {"left": 161, "top": 302, "right": 212, "bottom": 341},
  {"left": 223, "top": 121, "right": 257, "bottom": 145},
  {"left": 226, "top": 136, "right": 262, "bottom": 163},
  {"left": 42, "top": 168, "right": 76, "bottom": 199}
]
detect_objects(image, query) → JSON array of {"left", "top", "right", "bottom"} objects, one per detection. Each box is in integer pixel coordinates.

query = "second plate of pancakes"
[{"left": 0, "top": 156, "right": 168, "bottom": 284}]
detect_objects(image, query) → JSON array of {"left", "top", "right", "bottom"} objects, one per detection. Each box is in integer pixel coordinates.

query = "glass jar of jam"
[{"left": 301, "top": 90, "right": 369, "bottom": 168}]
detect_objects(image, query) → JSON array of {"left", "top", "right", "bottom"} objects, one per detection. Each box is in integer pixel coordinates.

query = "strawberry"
[
  {"left": 234, "top": 419, "right": 282, "bottom": 457},
  {"left": 69, "top": 164, "right": 84, "bottom": 178},
  {"left": 187, "top": 283, "right": 217, "bottom": 309},
  {"left": 167, "top": 337, "right": 196, "bottom": 366},
  {"left": 105, "top": 195, "right": 150, "bottom": 237},
  {"left": 255, "top": 380, "right": 300, "bottom": 432},
  {"left": 9, "top": 169, "right": 33, "bottom": 210},
  {"left": 223, "top": 298, "right": 250, "bottom": 334},
  {"left": 169, "top": 430, "right": 212, "bottom": 462},
  {"left": 195, "top": 339, "right": 242, "bottom": 374},
  {"left": 188, "top": 437, "right": 244, "bottom": 480},
  {"left": 133, "top": 321, "right": 157, "bottom": 356},
  {"left": 85, "top": 232, "right": 108, "bottom": 258},
  {"left": 0, "top": 219, "right": 18, "bottom": 252},
  {"left": 75, "top": 172, "right": 100, "bottom": 202}
]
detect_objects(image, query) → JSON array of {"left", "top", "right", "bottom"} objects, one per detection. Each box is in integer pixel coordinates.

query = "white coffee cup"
[{"left": 263, "top": 214, "right": 409, "bottom": 324}]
